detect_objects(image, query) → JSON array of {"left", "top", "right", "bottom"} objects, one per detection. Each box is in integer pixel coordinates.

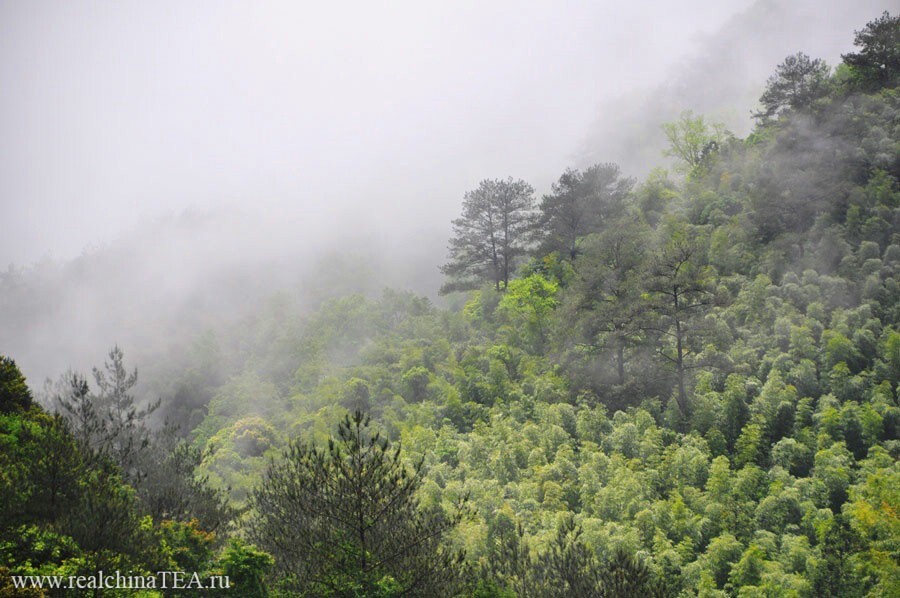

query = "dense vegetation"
[{"left": 2, "top": 12, "right": 899, "bottom": 597}]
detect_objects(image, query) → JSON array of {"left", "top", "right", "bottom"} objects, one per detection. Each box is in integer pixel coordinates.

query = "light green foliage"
[
  {"left": 662, "top": 110, "right": 729, "bottom": 175},
  {"left": 845, "top": 464, "right": 900, "bottom": 596},
  {"left": 177, "top": 29, "right": 900, "bottom": 591},
  {"left": 202, "top": 416, "right": 279, "bottom": 504},
  {"left": 211, "top": 539, "right": 274, "bottom": 598},
  {"left": 497, "top": 273, "right": 559, "bottom": 353}
]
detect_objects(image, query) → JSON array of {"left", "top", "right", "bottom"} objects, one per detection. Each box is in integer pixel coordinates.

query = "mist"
[
  {"left": 581, "top": 0, "right": 900, "bottom": 175},
  {"left": 0, "top": 0, "right": 894, "bottom": 385}
]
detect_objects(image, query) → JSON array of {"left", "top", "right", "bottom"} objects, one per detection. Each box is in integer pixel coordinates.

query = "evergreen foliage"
[
  {"left": 441, "top": 178, "right": 536, "bottom": 293},
  {"left": 249, "top": 411, "right": 467, "bottom": 596}
]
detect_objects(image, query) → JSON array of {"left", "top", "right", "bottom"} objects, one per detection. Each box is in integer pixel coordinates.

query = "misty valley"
[{"left": 2, "top": 7, "right": 900, "bottom": 598}]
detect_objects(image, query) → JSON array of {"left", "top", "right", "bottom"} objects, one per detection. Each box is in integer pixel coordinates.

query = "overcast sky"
[
  {"left": 2, "top": 0, "right": 896, "bottom": 269},
  {"left": 1, "top": 0, "right": 762, "bottom": 266}
]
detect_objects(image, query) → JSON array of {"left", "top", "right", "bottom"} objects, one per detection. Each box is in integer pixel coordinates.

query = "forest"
[{"left": 1, "top": 11, "right": 899, "bottom": 597}]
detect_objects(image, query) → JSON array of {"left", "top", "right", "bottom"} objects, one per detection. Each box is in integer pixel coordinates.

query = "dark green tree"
[
  {"left": 755, "top": 52, "right": 830, "bottom": 119},
  {"left": 52, "top": 346, "right": 159, "bottom": 482},
  {"left": 53, "top": 371, "right": 107, "bottom": 465},
  {"left": 0, "top": 355, "right": 32, "bottom": 413},
  {"left": 597, "top": 548, "right": 670, "bottom": 598},
  {"left": 48, "top": 349, "right": 230, "bottom": 534},
  {"left": 842, "top": 12, "right": 900, "bottom": 91},
  {"left": 482, "top": 512, "right": 531, "bottom": 597},
  {"left": 137, "top": 423, "right": 234, "bottom": 533},
  {"left": 0, "top": 359, "right": 157, "bottom": 576},
  {"left": 441, "top": 178, "right": 536, "bottom": 293},
  {"left": 721, "top": 376, "right": 751, "bottom": 453},
  {"left": 644, "top": 225, "right": 716, "bottom": 416},
  {"left": 568, "top": 220, "right": 648, "bottom": 388},
  {"left": 811, "top": 515, "right": 865, "bottom": 597},
  {"left": 63, "top": 459, "right": 153, "bottom": 568},
  {"left": 92, "top": 345, "right": 160, "bottom": 479},
  {"left": 532, "top": 516, "right": 669, "bottom": 598},
  {"left": 249, "top": 411, "right": 467, "bottom": 596},
  {"left": 535, "top": 515, "right": 601, "bottom": 597},
  {"left": 536, "top": 164, "right": 633, "bottom": 261}
]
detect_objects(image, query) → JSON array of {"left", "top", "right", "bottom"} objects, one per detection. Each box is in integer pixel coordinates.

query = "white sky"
[{"left": 0, "top": 0, "right": 756, "bottom": 266}]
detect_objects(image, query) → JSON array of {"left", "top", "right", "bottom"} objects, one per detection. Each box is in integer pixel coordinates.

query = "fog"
[
  {"left": 580, "top": 0, "right": 900, "bottom": 173},
  {"left": 0, "top": 0, "right": 895, "bottom": 385},
  {"left": 1, "top": 0, "right": 757, "bottom": 265}
]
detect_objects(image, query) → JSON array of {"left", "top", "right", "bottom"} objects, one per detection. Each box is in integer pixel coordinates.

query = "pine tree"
[
  {"left": 441, "top": 178, "right": 536, "bottom": 293},
  {"left": 536, "top": 164, "right": 633, "bottom": 261},
  {"left": 52, "top": 346, "right": 159, "bottom": 481},
  {"left": 842, "top": 11, "right": 900, "bottom": 91},
  {"left": 755, "top": 52, "right": 830, "bottom": 119},
  {"left": 645, "top": 226, "right": 716, "bottom": 416},
  {"left": 249, "top": 411, "right": 467, "bottom": 596},
  {"left": 0, "top": 355, "right": 33, "bottom": 413}
]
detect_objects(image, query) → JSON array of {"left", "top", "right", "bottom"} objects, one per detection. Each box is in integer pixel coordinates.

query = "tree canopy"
[
  {"left": 842, "top": 11, "right": 900, "bottom": 90},
  {"left": 755, "top": 52, "right": 830, "bottom": 119},
  {"left": 249, "top": 411, "right": 466, "bottom": 596},
  {"left": 536, "top": 163, "right": 633, "bottom": 261},
  {"left": 441, "top": 177, "right": 536, "bottom": 293}
]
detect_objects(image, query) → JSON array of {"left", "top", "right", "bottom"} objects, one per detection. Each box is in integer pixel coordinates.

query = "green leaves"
[
  {"left": 0, "top": 356, "right": 33, "bottom": 414},
  {"left": 441, "top": 178, "right": 537, "bottom": 294},
  {"left": 249, "top": 412, "right": 467, "bottom": 596},
  {"left": 661, "top": 111, "right": 729, "bottom": 176},
  {"left": 497, "top": 274, "right": 559, "bottom": 354},
  {"left": 755, "top": 52, "right": 831, "bottom": 119},
  {"left": 842, "top": 11, "right": 900, "bottom": 91}
]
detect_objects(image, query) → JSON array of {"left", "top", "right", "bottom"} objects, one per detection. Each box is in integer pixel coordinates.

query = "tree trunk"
[
  {"left": 674, "top": 316, "right": 688, "bottom": 415},
  {"left": 673, "top": 288, "right": 688, "bottom": 416},
  {"left": 502, "top": 203, "right": 510, "bottom": 289},
  {"left": 616, "top": 340, "right": 625, "bottom": 386}
]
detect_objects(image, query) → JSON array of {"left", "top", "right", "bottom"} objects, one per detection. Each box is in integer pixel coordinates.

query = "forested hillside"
[{"left": 2, "top": 12, "right": 899, "bottom": 597}]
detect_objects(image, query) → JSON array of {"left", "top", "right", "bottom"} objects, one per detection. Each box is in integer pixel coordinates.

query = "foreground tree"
[
  {"left": 0, "top": 357, "right": 157, "bottom": 576},
  {"left": 48, "top": 348, "right": 232, "bottom": 531},
  {"left": 249, "top": 411, "right": 467, "bottom": 596},
  {"left": 441, "top": 178, "right": 536, "bottom": 293}
]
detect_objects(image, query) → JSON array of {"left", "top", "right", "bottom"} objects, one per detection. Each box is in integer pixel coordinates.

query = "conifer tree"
[
  {"left": 536, "top": 164, "right": 633, "bottom": 261},
  {"left": 441, "top": 178, "right": 536, "bottom": 293},
  {"left": 842, "top": 11, "right": 900, "bottom": 91},
  {"left": 755, "top": 52, "right": 830, "bottom": 119},
  {"left": 250, "top": 411, "right": 467, "bottom": 596},
  {"left": 0, "top": 355, "right": 33, "bottom": 413}
]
